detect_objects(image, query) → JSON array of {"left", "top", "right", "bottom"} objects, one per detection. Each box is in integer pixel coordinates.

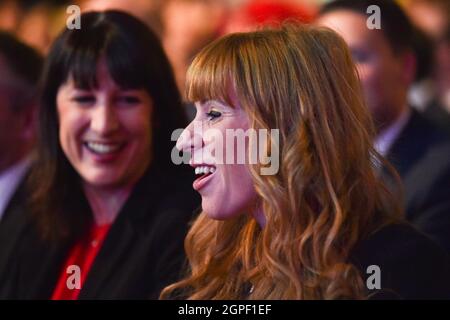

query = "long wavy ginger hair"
[{"left": 161, "top": 24, "right": 399, "bottom": 299}]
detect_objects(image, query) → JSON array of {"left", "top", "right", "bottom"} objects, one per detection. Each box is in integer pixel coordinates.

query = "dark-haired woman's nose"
[{"left": 91, "top": 100, "right": 120, "bottom": 136}]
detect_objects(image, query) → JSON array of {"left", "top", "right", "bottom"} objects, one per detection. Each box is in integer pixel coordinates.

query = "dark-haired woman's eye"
[
  {"left": 118, "top": 95, "right": 141, "bottom": 105},
  {"left": 206, "top": 110, "right": 222, "bottom": 121},
  {"left": 72, "top": 95, "right": 95, "bottom": 105}
]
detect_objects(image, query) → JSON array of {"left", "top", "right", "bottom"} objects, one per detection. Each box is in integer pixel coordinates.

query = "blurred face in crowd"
[
  {"left": 317, "top": 10, "right": 411, "bottom": 131},
  {"left": 406, "top": 0, "right": 447, "bottom": 41},
  {"left": 56, "top": 59, "right": 153, "bottom": 191},
  {"left": 0, "top": 55, "right": 33, "bottom": 172},
  {"left": 176, "top": 93, "right": 259, "bottom": 222},
  {"left": 161, "top": 0, "right": 226, "bottom": 95}
]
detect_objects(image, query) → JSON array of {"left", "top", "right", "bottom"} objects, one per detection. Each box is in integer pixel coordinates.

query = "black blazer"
[
  {"left": 0, "top": 170, "right": 31, "bottom": 283},
  {"left": 352, "top": 223, "right": 450, "bottom": 299},
  {"left": 0, "top": 165, "right": 200, "bottom": 299},
  {"left": 386, "top": 109, "right": 450, "bottom": 253},
  {"left": 0, "top": 169, "right": 29, "bottom": 225}
]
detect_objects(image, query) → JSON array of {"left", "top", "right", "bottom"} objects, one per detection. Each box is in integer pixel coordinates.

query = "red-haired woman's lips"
[{"left": 192, "top": 165, "right": 216, "bottom": 191}]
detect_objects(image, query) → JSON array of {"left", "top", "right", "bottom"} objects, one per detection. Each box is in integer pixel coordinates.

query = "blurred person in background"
[
  {"left": 160, "top": 0, "right": 228, "bottom": 102},
  {"left": 0, "top": 31, "right": 42, "bottom": 226},
  {"left": 0, "top": 0, "right": 71, "bottom": 54},
  {"left": 317, "top": 0, "right": 450, "bottom": 253},
  {"left": 0, "top": 0, "right": 22, "bottom": 31},
  {"left": 405, "top": 0, "right": 449, "bottom": 46},
  {"left": 404, "top": 0, "right": 450, "bottom": 114},
  {"left": 409, "top": 26, "right": 450, "bottom": 131}
]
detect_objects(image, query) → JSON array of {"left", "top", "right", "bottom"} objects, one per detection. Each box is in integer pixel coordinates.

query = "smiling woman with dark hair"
[{"left": 0, "top": 10, "right": 199, "bottom": 299}]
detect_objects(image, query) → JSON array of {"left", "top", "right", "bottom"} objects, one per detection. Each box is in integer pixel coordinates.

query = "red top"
[{"left": 51, "top": 224, "right": 112, "bottom": 300}]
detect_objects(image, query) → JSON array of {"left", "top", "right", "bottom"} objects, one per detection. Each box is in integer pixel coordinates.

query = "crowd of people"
[{"left": 0, "top": 0, "right": 449, "bottom": 300}]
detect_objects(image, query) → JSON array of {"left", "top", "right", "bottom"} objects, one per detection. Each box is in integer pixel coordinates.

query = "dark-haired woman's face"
[{"left": 56, "top": 61, "right": 153, "bottom": 191}]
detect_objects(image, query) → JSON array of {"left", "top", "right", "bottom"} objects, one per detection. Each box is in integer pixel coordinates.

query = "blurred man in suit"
[
  {"left": 0, "top": 31, "right": 42, "bottom": 225},
  {"left": 317, "top": 0, "right": 450, "bottom": 252}
]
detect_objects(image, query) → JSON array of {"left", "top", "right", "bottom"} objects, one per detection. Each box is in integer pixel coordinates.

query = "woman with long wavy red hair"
[{"left": 162, "top": 24, "right": 450, "bottom": 299}]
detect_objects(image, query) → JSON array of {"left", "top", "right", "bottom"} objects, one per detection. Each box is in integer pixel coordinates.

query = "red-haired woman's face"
[
  {"left": 176, "top": 97, "right": 259, "bottom": 222},
  {"left": 56, "top": 60, "right": 153, "bottom": 191}
]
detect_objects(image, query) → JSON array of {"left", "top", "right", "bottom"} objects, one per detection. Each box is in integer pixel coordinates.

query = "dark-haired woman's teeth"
[
  {"left": 86, "top": 142, "right": 121, "bottom": 154},
  {"left": 195, "top": 166, "right": 216, "bottom": 175}
]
